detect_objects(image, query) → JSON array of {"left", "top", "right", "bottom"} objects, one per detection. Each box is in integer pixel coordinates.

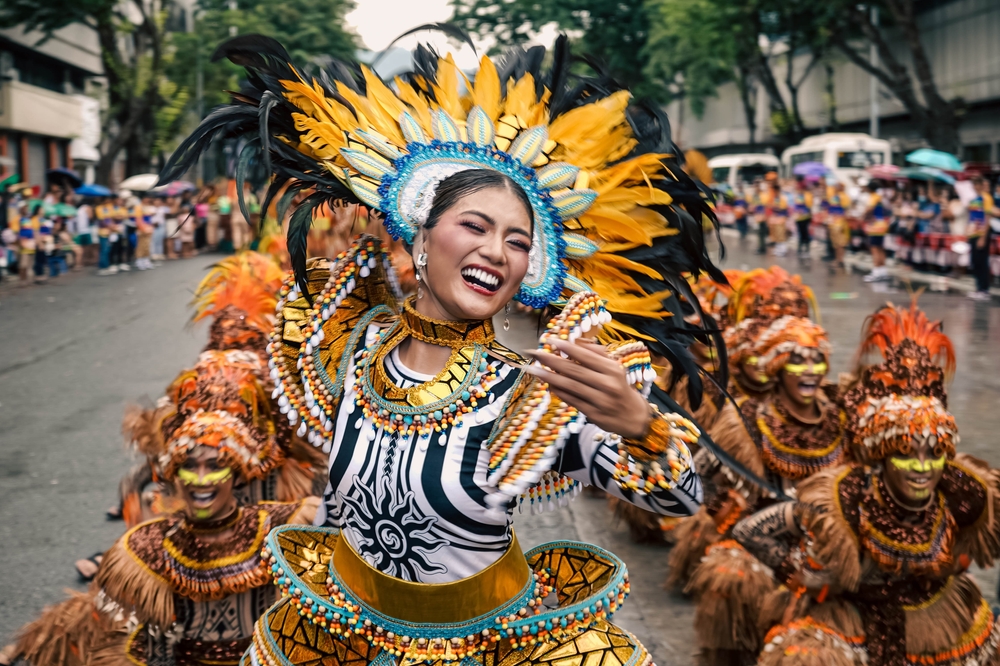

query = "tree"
[
  {"left": 0, "top": 0, "right": 171, "bottom": 184},
  {"left": 450, "top": 0, "right": 662, "bottom": 101},
  {"left": 645, "top": 0, "right": 845, "bottom": 146},
  {"left": 162, "top": 0, "right": 359, "bottom": 154},
  {"left": 827, "top": 0, "right": 961, "bottom": 153}
]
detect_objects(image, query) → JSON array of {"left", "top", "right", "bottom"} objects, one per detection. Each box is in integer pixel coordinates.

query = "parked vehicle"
[
  {"left": 781, "top": 133, "right": 892, "bottom": 185},
  {"left": 708, "top": 153, "right": 781, "bottom": 189}
]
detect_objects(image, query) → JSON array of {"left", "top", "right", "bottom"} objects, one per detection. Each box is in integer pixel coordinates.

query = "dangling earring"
[
  {"left": 503, "top": 302, "right": 511, "bottom": 331},
  {"left": 415, "top": 252, "right": 427, "bottom": 299}
]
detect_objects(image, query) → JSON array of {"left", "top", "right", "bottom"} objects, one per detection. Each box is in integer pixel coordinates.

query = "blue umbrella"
[
  {"left": 906, "top": 148, "right": 963, "bottom": 172},
  {"left": 792, "top": 161, "right": 829, "bottom": 178},
  {"left": 899, "top": 166, "right": 956, "bottom": 185},
  {"left": 76, "top": 183, "right": 113, "bottom": 197}
]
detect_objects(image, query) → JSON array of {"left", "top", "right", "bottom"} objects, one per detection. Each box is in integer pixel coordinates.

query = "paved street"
[{"left": 2, "top": 239, "right": 999, "bottom": 665}]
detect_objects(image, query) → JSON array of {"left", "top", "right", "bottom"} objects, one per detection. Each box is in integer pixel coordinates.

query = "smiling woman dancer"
[{"left": 156, "top": 34, "right": 726, "bottom": 666}]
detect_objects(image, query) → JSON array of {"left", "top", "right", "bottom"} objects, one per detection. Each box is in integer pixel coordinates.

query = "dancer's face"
[
  {"left": 175, "top": 446, "right": 237, "bottom": 522},
  {"left": 417, "top": 187, "right": 532, "bottom": 322},
  {"left": 777, "top": 351, "right": 828, "bottom": 407},
  {"left": 740, "top": 355, "right": 771, "bottom": 388},
  {"left": 883, "top": 437, "right": 946, "bottom": 509}
]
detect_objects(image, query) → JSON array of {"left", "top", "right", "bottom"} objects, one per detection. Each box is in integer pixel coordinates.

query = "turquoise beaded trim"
[
  {"left": 352, "top": 321, "right": 495, "bottom": 440},
  {"left": 260, "top": 525, "right": 631, "bottom": 663},
  {"left": 312, "top": 305, "right": 393, "bottom": 402}
]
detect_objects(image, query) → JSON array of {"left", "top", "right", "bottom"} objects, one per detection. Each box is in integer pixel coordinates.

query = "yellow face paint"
[
  {"left": 888, "top": 456, "right": 946, "bottom": 473},
  {"left": 177, "top": 467, "right": 233, "bottom": 486},
  {"left": 783, "top": 362, "right": 828, "bottom": 376}
]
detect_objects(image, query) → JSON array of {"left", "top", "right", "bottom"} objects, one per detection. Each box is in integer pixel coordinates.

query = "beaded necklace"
[
  {"left": 351, "top": 303, "right": 500, "bottom": 442},
  {"left": 756, "top": 397, "right": 847, "bottom": 481},
  {"left": 859, "top": 474, "right": 955, "bottom": 576}
]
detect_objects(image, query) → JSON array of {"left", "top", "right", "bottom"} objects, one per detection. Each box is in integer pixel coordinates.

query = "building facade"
[
  {"left": 0, "top": 23, "right": 103, "bottom": 189},
  {"left": 669, "top": 0, "right": 1000, "bottom": 162}
]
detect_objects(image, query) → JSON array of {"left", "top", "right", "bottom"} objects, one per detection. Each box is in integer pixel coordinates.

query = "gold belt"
[{"left": 332, "top": 532, "right": 530, "bottom": 623}]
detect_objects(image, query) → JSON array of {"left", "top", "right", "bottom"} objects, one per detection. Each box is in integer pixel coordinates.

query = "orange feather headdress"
[
  {"left": 747, "top": 316, "right": 831, "bottom": 379},
  {"left": 728, "top": 266, "right": 818, "bottom": 325},
  {"left": 159, "top": 350, "right": 284, "bottom": 482},
  {"left": 843, "top": 300, "right": 958, "bottom": 462},
  {"left": 191, "top": 251, "right": 285, "bottom": 354}
]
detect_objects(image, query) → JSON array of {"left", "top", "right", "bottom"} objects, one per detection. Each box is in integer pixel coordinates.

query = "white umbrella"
[{"left": 118, "top": 173, "right": 159, "bottom": 192}]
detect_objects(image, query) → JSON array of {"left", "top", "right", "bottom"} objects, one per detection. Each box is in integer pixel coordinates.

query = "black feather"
[
  {"left": 235, "top": 139, "right": 258, "bottom": 235},
  {"left": 372, "top": 22, "right": 476, "bottom": 70},
  {"left": 258, "top": 177, "right": 288, "bottom": 234},
  {"left": 257, "top": 91, "right": 279, "bottom": 177},
  {"left": 288, "top": 192, "right": 327, "bottom": 301},
  {"left": 159, "top": 105, "right": 258, "bottom": 184},
  {"left": 275, "top": 184, "right": 302, "bottom": 228},
  {"left": 650, "top": 385, "right": 788, "bottom": 500}
]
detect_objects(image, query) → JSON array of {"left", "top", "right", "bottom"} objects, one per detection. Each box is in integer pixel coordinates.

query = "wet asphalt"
[{"left": 0, "top": 237, "right": 998, "bottom": 665}]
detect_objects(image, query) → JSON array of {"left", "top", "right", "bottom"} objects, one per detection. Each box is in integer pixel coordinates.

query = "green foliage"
[
  {"left": 450, "top": 0, "right": 663, "bottom": 101},
  {"left": 155, "top": 77, "right": 190, "bottom": 154},
  {"left": 165, "top": 0, "right": 359, "bottom": 118},
  {"left": 0, "top": 0, "right": 115, "bottom": 34},
  {"left": 643, "top": 0, "right": 745, "bottom": 116}
]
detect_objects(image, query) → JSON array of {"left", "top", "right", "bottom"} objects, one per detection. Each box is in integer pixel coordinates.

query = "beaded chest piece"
[{"left": 350, "top": 304, "right": 501, "bottom": 443}]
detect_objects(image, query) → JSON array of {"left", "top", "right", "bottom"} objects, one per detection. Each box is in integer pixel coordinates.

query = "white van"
[
  {"left": 708, "top": 154, "right": 781, "bottom": 189},
  {"left": 781, "top": 133, "right": 892, "bottom": 185}
]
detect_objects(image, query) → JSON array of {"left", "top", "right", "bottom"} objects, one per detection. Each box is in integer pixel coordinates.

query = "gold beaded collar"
[{"left": 401, "top": 296, "right": 495, "bottom": 349}]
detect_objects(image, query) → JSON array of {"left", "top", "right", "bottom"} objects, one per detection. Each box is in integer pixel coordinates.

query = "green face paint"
[
  {"left": 195, "top": 508, "right": 213, "bottom": 519},
  {"left": 888, "top": 456, "right": 946, "bottom": 473},
  {"left": 177, "top": 466, "right": 233, "bottom": 486}
]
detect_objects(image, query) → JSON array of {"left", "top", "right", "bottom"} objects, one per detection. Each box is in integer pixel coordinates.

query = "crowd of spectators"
[
  {"left": 0, "top": 182, "right": 238, "bottom": 287},
  {"left": 724, "top": 173, "right": 1000, "bottom": 300}
]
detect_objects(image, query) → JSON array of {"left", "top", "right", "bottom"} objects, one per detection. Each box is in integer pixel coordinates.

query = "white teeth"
[
  {"left": 462, "top": 268, "right": 499, "bottom": 288},
  {"left": 192, "top": 491, "right": 215, "bottom": 500}
]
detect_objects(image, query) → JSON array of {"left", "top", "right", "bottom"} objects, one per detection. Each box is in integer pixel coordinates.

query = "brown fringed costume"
[
  {"left": 739, "top": 302, "right": 1000, "bottom": 666},
  {"left": 16, "top": 502, "right": 315, "bottom": 666},
  {"left": 675, "top": 316, "right": 848, "bottom": 664}
]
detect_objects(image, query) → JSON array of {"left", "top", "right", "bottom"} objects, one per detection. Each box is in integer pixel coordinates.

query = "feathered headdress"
[
  {"left": 192, "top": 251, "right": 285, "bottom": 353},
  {"left": 160, "top": 410, "right": 283, "bottom": 483},
  {"left": 853, "top": 300, "right": 955, "bottom": 384},
  {"left": 843, "top": 301, "right": 958, "bottom": 462},
  {"left": 728, "top": 266, "right": 818, "bottom": 325},
  {"left": 160, "top": 34, "right": 726, "bottom": 388},
  {"left": 159, "top": 350, "right": 284, "bottom": 481}
]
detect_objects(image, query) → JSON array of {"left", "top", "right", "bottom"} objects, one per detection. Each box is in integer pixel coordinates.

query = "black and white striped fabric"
[{"left": 316, "top": 324, "right": 702, "bottom": 583}]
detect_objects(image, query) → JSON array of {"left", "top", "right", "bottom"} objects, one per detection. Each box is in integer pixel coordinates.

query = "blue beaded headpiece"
[{"left": 339, "top": 108, "right": 598, "bottom": 309}]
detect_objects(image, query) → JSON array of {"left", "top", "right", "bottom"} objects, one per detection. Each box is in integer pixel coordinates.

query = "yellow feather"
[
  {"left": 432, "top": 55, "right": 465, "bottom": 120},
  {"left": 471, "top": 56, "right": 501, "bottom": 121},
  {"left": 603, "top": 320, "right": 657, "bottom": 340},
  {"left": 334, "top": 81, "right": 371, "bottom": 129},
  {"left": 503, "top": 75, "right": 545, "bottom": 126},
  {"left": 548, "top": 92, "right": 634, "bottom": 169},
  {"left": 282, "top": 79, "right": 356, "bottom": 130},
  {"left": 592, "top": 155, "right": 667, "bottom": 193},
  {"left": 360, "top": 68, "right": 406, "bottom": 146},
  {"left": 568, "top": 265, "right": 643, "bottom": 294},
  {"left": 604, "top": 290, "right": 673, "bottom": 317},
  {"left": 579, "top": 207, "right": 652, "bottom": 244},
  {"left": 394, "top": 78, "right": 434, "bottom": 135},
  {"left": 598, "top": 186, "right": 673, "bottom": 207},
  {"left": 292, "top": 114, "right": 345, "bottom": 160},
  {"left": 592, "top": 252, "right": 662, "bottom": 279}
]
